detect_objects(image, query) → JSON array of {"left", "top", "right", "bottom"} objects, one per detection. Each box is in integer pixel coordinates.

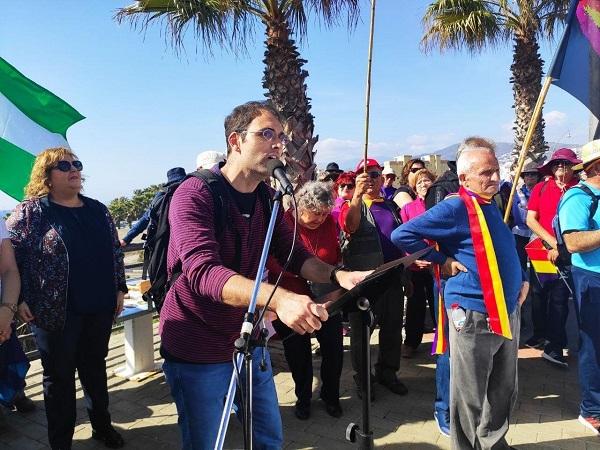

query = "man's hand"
[
  {"left": 518, "top": 281, "right": 529, "bottom": 306},
  {"left": 336, "top": 269, "right": 372, "bottom": 290},
  {"left": 353, "top": 172, "right": 371, "bottom": 198},
  {"left": 115, "top": 291, "right": 125, "bottom": 319},
  {"left": 441, "top": 257, "right": 467, "bottom": 277},
  {"left": 17, "top": 302, "right": 34, "bottom": 322},
  {"left": 273, "top": 294, "right": 328, "bottom": 335},
  {"left": 547, "top": 248, "right": 559, "bottom": 264},
  {"left": 0, "top": 308, "right": 13, "bottom": 344},
  {"left": 119, "top": 239, "right": 127, "bottom": 247}
]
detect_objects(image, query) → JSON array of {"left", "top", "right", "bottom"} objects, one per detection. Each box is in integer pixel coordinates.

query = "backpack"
[
  {"left": 552, "top": 184, "right": 600, "bottom": 267},
  {"left": 142, "top": 169, "right": 273, "bottom": 312}
]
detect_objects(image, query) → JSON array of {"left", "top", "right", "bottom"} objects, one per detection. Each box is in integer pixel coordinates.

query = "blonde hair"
[
  {"left": 25, "top": 147, "right": 81, "bottom": 198},
  {"left": 410, "top": 168, "right": 436, "bottom": 189}
]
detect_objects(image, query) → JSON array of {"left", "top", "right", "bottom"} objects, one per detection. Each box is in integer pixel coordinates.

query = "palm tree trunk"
[
  {"left": 263, "top": 17, "right": 317, "bottom": 187},
  {"left": 510, "top": 32, "right": 547, "bottom": 171}
]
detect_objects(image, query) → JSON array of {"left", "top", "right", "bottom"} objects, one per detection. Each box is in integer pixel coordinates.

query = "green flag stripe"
[
  {"left": 0, "top": 138, "right": 36, "bottom": 201},
  {"left": 0, "top": 58, "right": 84, "bottom": 137}
]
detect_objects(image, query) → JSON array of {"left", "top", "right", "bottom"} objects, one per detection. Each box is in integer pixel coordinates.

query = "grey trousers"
[{"left": 449, "top": 307, "right": 520, "bottom": 450}]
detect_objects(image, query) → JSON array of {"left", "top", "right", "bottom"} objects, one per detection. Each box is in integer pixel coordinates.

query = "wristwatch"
[
  {"left": 329, "top": 264, "right": 346, "bottom": 286},
  {"left": 0, "top": 303, "right": 17, "bottom": 314}
]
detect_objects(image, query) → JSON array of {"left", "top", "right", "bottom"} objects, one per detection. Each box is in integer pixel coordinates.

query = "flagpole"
[
  {"left": 503, "top": 76, "right": 553, "bottom": 224},
  {"left": 362, "top": 0, "right": 377, "bottom": 173}
]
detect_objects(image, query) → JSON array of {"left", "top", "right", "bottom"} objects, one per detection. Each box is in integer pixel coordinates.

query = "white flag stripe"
[{"left": 0, "top": 92, "right": 69, "bottom": 156}]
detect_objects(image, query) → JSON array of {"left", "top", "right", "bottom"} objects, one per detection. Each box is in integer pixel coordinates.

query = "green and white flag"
[{"left": 0, "top": 57, "right": 84, "bottom": 200}]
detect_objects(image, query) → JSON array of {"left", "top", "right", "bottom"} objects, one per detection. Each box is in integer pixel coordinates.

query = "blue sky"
[{"left": 0, "top": 1, "right": 591, "bottom": 209}]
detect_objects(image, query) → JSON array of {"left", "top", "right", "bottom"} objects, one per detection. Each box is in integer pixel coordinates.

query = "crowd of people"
[{"left": 0, "top": 100, "right": 599, "bottom": 450}]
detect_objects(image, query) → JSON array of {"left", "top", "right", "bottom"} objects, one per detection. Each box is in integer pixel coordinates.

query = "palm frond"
[
  {"left": 421, "top": 0, "right": 507, "bottom": 54},
  {"left": 115, "top": 0, "right": 256, "bottom": 54}
]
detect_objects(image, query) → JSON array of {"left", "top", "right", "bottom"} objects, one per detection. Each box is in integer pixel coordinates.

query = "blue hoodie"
[{"left": 391, "top": 196, "right": 525, "bottom": 315}]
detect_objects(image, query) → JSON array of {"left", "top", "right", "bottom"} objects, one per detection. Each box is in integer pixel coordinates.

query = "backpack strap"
[
  {"left": 573, "top": 184, "right": 600, "bottom": 222},
  {"left": 382, "top": 199, "right": 402, "bottom": 227}
]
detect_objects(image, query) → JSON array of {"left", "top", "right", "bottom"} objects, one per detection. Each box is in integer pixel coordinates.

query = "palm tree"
[
  {"left": 421, "top": 0, "right": 570, "bottom": 169},
  {"left": 116, "top": 0, "right": 360, "bottom": 186}
]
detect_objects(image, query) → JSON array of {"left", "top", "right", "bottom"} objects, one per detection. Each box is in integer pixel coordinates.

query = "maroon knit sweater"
[{"left": 159, "top": 173, "right": 312, "bottom": 363}]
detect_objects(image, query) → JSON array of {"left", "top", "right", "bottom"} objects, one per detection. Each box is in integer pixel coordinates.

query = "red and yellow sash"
[
  {"left": 431, "top": 253, "right": 447, "bottom": 355},
  {"left": 459, "top": 186, "right": 512, "bottom": 339},
  {"left": 430, "top": 188, "right": 512, "bottom": 355}
]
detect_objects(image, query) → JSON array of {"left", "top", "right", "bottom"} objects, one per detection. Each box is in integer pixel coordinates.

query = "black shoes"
[
  {"left": 324, "top": 401, "right": 343, "bottom": 418},
  {"left": 376, "top": 373, "right": 409, "bottom": 396},
  {"left": 12, "top": 393, "right": 35, "bottom": 413},
  {"left": 92, "top": 426, "right": 125, "bottom": 449},
  {"left": 294, "top": 402, "right": 310, "bottom": 421}
]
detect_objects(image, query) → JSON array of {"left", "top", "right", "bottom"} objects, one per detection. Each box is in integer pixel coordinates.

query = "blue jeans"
[
  {"left": 162, "top": 347, "right": 283, "bottom": 449},
  {"left": 572, "top": 267, "right": 600, "bottom": 418}
]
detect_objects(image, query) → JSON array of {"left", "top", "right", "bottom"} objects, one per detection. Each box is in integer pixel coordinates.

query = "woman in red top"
[
  {"left": 400, "top": 168, "right": 436, "bottom": 358},
  {"left": 268, "top": 181, "right": 343, "bottom": 421}
]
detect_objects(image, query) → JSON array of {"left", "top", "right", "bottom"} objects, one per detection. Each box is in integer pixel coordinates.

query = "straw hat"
[{"left": 573, "top": 139, "right": 600, "bottom": 171}]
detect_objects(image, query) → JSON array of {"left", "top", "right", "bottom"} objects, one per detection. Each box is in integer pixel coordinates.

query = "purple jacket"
[{"left": 160, "top": 173, "right": 313, "bottom": 363}]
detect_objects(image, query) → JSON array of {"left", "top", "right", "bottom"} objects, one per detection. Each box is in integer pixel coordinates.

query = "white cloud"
[
  {"left": 544, "top": 110, "right": 567, "bottom": 126},
  {"left": 313, "top": 134, "right": 456, "bottom": 170}
]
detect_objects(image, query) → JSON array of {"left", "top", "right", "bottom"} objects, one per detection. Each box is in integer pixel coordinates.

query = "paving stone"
[{"left": 4, "top": 324, "right": 594, "bottom": 449}]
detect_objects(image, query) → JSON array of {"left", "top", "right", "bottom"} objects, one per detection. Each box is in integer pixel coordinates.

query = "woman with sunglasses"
[
  {"left": 6, "top": 147, "right": 127, "bottom": 449},
  {"left": 331, "top": 171, "right": 356, "bottom": 224},
  {"left": 393, "top": 158, "right": 426, "bottom": 210}
]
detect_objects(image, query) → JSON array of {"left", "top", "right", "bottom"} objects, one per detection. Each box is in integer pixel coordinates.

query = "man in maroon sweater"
[{"left": 159, "top": 101, "right": 365, "bottom": 449}]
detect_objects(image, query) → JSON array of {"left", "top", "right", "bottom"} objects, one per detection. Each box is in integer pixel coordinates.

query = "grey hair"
[
  {"left": 456, "top": 136, "right": 496, "bottom": 176},
  {"left": 296, "top": 181, "right": 334, "bottom": 212}
]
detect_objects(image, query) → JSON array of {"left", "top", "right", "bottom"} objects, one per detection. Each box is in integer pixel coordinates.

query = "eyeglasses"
[
  {"left": 552, "top": 160, "right": 573, "bottom": 168},
  {"left": 339, "top": 183, "right": 355, "bottom": 189},
  {"left": 368, "top": 171, "right": 381, "bottom": 179},
  {"left": 52, "top": 160, "right": 83, "bottom": 172},
  {"left": 410, "top": 167, "right": 424, "bottom": 173},
  {"left": 240, "top": 128, "right": 290, "bottom": 146}
]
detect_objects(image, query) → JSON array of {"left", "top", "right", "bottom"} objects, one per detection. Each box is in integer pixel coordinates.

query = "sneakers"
[
  {"left": 92, "top": 426, "right": 125, "bottom": 449},
  {"left": 434, "top": 410, "right": 450, "bottom": 437},
  {"left": 542, "top": 349, "right": 568, "bottom": 368},
  {"left": 578, "top": 415, "right": 600, "bottom": 435}
]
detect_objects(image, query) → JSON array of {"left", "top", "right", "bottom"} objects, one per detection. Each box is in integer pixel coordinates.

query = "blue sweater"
[{"left": 391, "top": 196, "right": 525, "bottom": 315}]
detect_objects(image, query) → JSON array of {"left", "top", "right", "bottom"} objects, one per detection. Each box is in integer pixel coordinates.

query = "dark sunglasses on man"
[
  {"left": 368, "top": 171, "right": 382, "bottom": 179},
  {"left": 53, "top": 160, "right": 83, "bottom": 172}
]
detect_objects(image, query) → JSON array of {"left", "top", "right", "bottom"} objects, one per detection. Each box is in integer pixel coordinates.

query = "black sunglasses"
[
  {"left": 368, "top": 171, "right": 381, "bottom": 179},
  {"left": 53, "top": 160, "right": 83, "bottom": 172},
  {"left": 410, "top": 167, "right": 424, "bottom": 173},
  {"left": 339, "top": 183, "right": 355, "bottom": 189}
]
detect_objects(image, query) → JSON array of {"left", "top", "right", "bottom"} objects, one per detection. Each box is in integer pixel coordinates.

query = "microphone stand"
[{"left": 214, "top": 188, "right": 284, "bottom": 450}]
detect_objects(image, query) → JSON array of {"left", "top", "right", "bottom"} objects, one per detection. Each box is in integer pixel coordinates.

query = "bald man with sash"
[{"left": 392, "top": 137, "right": 529, "bottom": 450}]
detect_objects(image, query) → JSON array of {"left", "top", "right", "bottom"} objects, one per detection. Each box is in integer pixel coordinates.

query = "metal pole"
[
  {"left": 504, "top": 76, "right": 553, "bottom": 223},
  {"left": 362, "top": 0, "right": 377, "bottom": 173}
]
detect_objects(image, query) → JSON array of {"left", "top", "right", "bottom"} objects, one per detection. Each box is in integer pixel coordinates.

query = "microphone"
[{"left": 266, "top": 159, "right": 294, "bottom": 195}]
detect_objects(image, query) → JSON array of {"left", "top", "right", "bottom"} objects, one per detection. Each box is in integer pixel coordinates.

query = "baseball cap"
[
  {"left": 196, "top": 150, "right": 226, "bottom": 170},
  {"left": 355, "top": 158, "right": 382, "bottom": 172}
]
